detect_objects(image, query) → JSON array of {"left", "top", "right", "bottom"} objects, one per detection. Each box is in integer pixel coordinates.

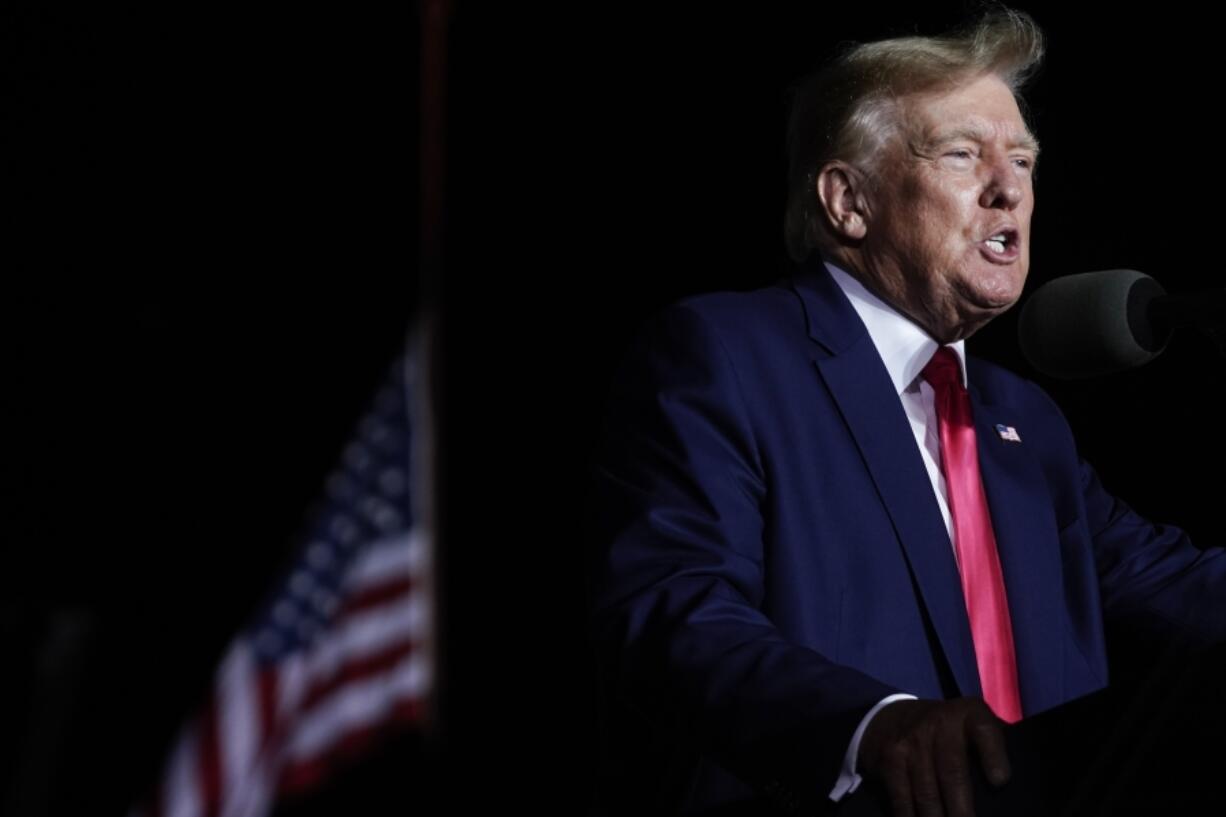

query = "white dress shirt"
[{"left": 821, "top": 259, "right": 967, "bottom": 801}]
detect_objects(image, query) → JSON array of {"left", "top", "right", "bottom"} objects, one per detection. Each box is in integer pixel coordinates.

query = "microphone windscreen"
[{"left": 1018, "top": 269, "right": 1169, "bottom": 379}]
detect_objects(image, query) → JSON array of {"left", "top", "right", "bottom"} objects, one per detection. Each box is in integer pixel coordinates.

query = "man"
[{"left": 586, "top": 8, "right": 1226, "bottom": 817}]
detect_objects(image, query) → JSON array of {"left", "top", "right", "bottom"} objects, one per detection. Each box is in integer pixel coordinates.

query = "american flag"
[
  {"left": 134, "top": 338, "right": 435, "bottom": 817},
  {"left": 995, "top": 423, "right": 1023, "bottom": 443}
]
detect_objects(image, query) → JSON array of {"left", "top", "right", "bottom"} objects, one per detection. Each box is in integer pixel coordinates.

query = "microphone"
[{"left": 1018, "top": 270, "right": 1226, "bottom": 379}]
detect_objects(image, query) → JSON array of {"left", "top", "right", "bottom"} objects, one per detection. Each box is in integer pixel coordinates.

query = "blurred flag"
[{"left": 133, "top": 335, "right": 435, "bottom": 817}]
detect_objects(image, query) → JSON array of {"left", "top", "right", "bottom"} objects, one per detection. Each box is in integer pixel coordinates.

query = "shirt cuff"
[{"left": 828, "top": 693, "right": 918, "bottom": 801}]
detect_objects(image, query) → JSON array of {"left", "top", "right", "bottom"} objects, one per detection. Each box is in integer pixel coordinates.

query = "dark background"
[{"left": 5, "top": 2, "right": 1223, "bottom": 815}]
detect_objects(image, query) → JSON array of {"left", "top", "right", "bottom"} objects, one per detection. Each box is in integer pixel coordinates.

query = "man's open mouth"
[{"left": 981, "top": 227, "right": 1020, "bottom": 260}]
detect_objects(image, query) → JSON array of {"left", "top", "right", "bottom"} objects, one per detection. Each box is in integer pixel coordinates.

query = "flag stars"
[
  {"left": 311, "top": 588, "right": 338, "bottom": 615},
  {"left": 368, "top": 424, "right": 393, "bottom": 450},
  {"left": 307, "top": 543, "right": 335, "bottom": 571},
  {"left": 378, "top": 468, "right": 407, "bottom": 497},
  {"left": 362, "top": 418, "right": 401, "bottom": 454},
  {"left": 375, "top": 386, "right": 399, "bottom": 415},
  {"left": 296, "top": 618, "right": 318, "bottom": 641},
  {"left": 343, "top": 442, "right": 374, "bottom": 475},
  {"left": 359, "top": 416, "right": 381, "bottom": 442},
  {"left": 330, "top": 516, "right": 361, "bottom": 546},
  {"left": 361, "top": 497, "right": 404, "bottom": 532},
  {"left": 326, "top": 473, "right": 358, "bottom": 503},
  {"left": 255, "top": 629, "right": 282, "bottom": 657},
  {"left": 290, "top": 571, "right": 315, "bottom": 598},
  {"left": 273, "top": 602, "right": 296, "bottom": 627}
]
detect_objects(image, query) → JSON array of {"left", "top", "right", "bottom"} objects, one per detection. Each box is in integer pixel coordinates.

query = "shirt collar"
[{"left": 823, "top": 258, "right": 968, "bottom": 394}]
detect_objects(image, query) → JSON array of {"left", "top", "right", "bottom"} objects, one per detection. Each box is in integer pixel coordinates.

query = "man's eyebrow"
[{"left": 926, "top": 126, "right": 1041, "bottom": 156}]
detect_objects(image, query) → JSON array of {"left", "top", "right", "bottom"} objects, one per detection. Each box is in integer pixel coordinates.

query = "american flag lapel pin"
[{"left": 995, "top": 423, "right": 1022, "bottom": 443}]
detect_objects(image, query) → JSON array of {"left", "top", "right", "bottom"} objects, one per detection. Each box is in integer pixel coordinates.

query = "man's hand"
[{"left": 856, "top": 697, "right": 1010, "bottom": 817}]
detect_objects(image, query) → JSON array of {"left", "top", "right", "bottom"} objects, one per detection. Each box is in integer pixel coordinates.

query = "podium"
[{"left": 837, "top": 641, "right": 1226, "bottom": 816}]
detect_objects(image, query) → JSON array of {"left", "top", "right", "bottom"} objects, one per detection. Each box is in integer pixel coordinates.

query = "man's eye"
[
  {"left": 946, "top": 149, "right": 973, "bottom": 159},
  {"left": 1012, "top": 157, "right": 1034, "bottom": 170}
]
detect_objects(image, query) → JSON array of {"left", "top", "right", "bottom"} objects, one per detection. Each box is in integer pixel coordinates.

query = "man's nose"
[{"left": 980, "top": 159, "right": 1025, "bottom": 209}]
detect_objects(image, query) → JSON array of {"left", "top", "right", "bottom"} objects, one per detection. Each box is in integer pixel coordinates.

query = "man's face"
[{"left": 858, "top": 73, "right": 1037, "bottom": 342}]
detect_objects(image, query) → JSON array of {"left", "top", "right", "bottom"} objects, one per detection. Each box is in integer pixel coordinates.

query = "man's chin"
[
  {"left": 945, "top": 297, "right": 1020, "bottom": 341},
  {"left": 973, "top": 296, "right": 1019, "bottom": 315},
  {"left": 961, "top": 283, "right": 1024, "bottom": 316}
]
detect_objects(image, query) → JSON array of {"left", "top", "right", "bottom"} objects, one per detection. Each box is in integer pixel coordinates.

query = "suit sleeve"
[
  {"left": 1079, "top": 455, "right": 1226, "bottom": 648},
  {"left": 587, "top": 304, "right": 901, "bottom": 810},
  {"left": 1021, "top": 377, "right": 1226, "bottom": 650}
]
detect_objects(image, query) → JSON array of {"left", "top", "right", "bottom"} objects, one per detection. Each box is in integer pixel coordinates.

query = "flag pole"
[{"left": 417, "top": 0, "right": 451, "bottom": 741}]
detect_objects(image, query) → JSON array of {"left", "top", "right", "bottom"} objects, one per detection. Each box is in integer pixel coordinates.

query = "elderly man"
[{"left": 587, "top": 8, "right": 1226, "bottom": 817}]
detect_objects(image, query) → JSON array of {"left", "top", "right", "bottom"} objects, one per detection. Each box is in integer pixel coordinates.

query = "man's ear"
[{"left": 816, "top": 162, "right": 870, "bottom": 241}]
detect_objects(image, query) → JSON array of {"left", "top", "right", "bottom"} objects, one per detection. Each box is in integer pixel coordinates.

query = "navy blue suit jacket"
[{"left": 587, "top": 256, "right": 1226, "bottom": 815}]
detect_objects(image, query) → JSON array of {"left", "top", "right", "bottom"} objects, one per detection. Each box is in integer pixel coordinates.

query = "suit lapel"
[
  {"left": 968, "top": 379, "right": 1066, "bottom": 715},
  {"left": 791, "top": 259, "right": 982, "bottom": 698}
]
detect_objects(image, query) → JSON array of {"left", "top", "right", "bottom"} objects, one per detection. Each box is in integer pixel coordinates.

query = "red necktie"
[{"left": 922, "top": 347, "right": 1023, "bottom": 723}]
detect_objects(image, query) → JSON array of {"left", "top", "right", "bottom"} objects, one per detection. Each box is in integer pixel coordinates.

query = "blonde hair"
[{"left": 784, "top": 7, "right": 1044, "bottom": 262}]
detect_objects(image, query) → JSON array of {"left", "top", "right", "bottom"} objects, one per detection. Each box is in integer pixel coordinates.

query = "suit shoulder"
[
  {"left": 611, "top": 280, "right": 804, "bottom": 402},
  {"left": 652, "top": 278, "right": 803, "bottom": 341}
]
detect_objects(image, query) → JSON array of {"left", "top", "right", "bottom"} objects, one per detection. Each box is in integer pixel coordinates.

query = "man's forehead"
[{"left": 899, "top": 79, "right": 1038, "bottom": 152}]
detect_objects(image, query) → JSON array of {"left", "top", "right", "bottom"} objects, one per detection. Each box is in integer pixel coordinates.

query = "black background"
[{"left": 5, "top": 2, "right": 1224, "bottom": 815}]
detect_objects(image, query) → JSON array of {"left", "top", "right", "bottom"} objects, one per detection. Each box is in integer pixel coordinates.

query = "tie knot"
[{"left": 922, "top": 346, "right": 963, "bottom": 389}]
